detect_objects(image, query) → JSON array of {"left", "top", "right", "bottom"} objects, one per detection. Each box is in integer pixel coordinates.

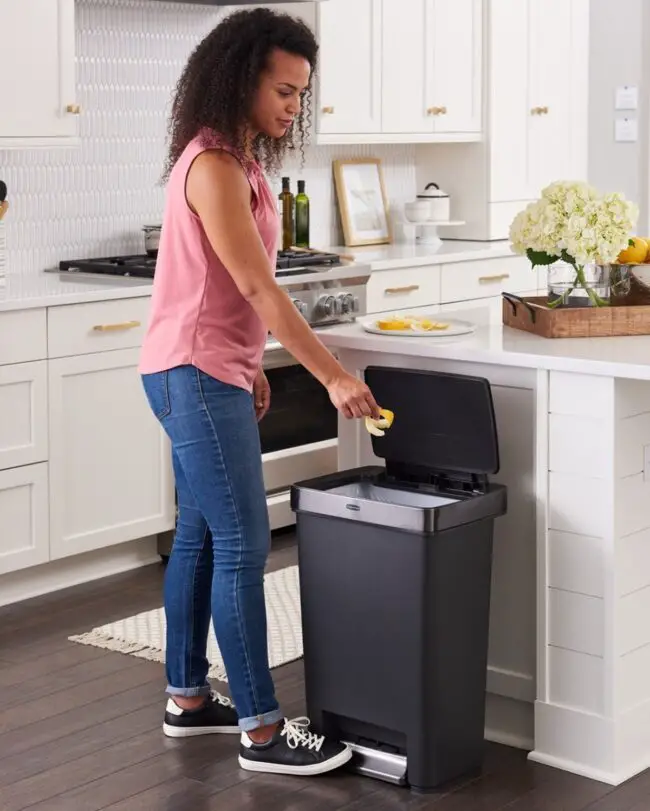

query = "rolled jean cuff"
[
  {"left": 166, "top": 684, "right": 212, "bottom": 698},
  {"left": 239, "top": 708, "right": 284, "bottom": 732}
]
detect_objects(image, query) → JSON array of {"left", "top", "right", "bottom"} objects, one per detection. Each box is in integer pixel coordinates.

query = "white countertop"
[
  {"left": 318, "top": 305, "right": 650, "bottom": 381},
  {"left": 325, "top": 240, "right": 515, "bottom": 271},
  {"left": 0, "top": 241, "right": 514, "bottom": 312},
  {"left": 0, "top": 271, "right": 153, "bottom": 312}
]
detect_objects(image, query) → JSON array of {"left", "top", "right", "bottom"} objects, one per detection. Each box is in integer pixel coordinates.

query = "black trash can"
[{"left": 291, "top": 366, "right": 507, "bottom": 793}]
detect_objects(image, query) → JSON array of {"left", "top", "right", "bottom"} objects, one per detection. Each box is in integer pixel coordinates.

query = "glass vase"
[{"left": 547, "top": 263, "right": 611, "bottom": 308}]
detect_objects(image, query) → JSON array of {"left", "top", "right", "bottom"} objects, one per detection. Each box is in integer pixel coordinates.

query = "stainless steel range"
[
  {"left": 62, "top": 247, "right": 372, "bottom": 551},
  {"left": 56, "top": 248, "right": 370, "bottom": 332}
]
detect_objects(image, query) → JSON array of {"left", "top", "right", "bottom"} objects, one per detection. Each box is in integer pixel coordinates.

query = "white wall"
[
  {"left": 0, "top": 0, "right": 416, "bottom": 276},
  {"left": 588, "top": 0, "right": 649, "bottom": 230}
]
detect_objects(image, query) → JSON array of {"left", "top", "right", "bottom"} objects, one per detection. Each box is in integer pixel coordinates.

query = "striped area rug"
[{"left": 68, "top": 565, "right": 302, "bottom": 682}]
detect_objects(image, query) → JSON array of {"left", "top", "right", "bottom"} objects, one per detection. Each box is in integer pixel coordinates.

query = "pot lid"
[{"left": 417, "top": 182, "right": 449, "bottom": 199}]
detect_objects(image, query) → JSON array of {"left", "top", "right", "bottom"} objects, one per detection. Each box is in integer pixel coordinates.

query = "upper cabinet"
[
  {"left": 317, "top": 0, "right": 382, "bottom": 136},
  {"left": 489, "top": 0, "right": 589, "bottom": 204},
  {"left": 316, "top": 0, "right": 483, "bottom": 144},
  {"left": 0, "top": 0, "right": 79, "bottom": 148},
  {"left": 415, "top": 0, "right": 590, "bottom": 241}
]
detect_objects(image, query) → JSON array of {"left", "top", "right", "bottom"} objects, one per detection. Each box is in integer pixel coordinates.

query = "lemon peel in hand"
[{"left": 365, "top": 408, "right": 395, "bottom": 437}]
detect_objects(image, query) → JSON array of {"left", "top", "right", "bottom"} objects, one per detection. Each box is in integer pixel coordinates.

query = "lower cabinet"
[
  {"left": 48, "top": 348, "right": 175, "bottom": 560},
  {"left": 0, "top": 463, "right": 49, "bottom": 575}
]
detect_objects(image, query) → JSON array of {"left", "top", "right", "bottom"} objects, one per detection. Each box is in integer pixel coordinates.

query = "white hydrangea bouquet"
[{"left": 510, "top": 181, "right": 638, "bottom": 307}]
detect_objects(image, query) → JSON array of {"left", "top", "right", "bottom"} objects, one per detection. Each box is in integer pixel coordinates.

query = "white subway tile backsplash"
[{"left": 0, "top": 0, "right": 416, "bottom": 275}]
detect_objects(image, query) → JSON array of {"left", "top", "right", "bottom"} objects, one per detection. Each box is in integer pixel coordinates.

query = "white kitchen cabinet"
[
  {"left": 491, "top": 0, "right": 589, "bottom": 203},
  {"left": 316, "top": 0, "right": 482, "bottom": 144},
  {"left": 0, "top": 463, "right": 49, "bottom": 575},
  {"left": 416, "top": 0, "right": 589, "bottom": 240},
  {"left": 316, "top": 0, "right": 382, "bottom": 136},
  {"left": 366, "top": 264, "right": 441, "bottom": 314},
  {"left": 0, "top": 361, "right": 48, "bottom": 472},
  {"left": 48, "top": 348, "right": 175, "bottom": 560},
  {"left": 0, "top": 0, "right": 78, "bottom": 146},
  {"left": 382, "top": 0, "right": 482, "bottom": 136}
]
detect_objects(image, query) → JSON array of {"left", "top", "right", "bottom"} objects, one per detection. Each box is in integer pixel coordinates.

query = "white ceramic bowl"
[{"left": 404, "top": 200, "right": 431, "bottom": 223}]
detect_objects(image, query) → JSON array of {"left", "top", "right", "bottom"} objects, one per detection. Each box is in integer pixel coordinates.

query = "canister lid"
[{"left": 364, "top": 366, "right": 500, "bottom": 479}]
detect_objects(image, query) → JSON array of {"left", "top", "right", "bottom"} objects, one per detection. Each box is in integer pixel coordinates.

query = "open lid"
[{"left": 364, "top": 366, "right": 500, "bottom": 480}]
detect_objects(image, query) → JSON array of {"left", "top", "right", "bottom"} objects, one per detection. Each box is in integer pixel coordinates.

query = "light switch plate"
[{"left": 615, "top": 118, "right": 638, "bottom": 143}]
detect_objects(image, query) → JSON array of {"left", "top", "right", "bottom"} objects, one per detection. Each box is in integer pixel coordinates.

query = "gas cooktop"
[{"left": 57, "top": 249, "right": 343, "bottom": 279}]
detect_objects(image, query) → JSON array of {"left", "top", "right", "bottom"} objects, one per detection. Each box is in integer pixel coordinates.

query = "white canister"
[{"left": 417, "top": 182, "right": 451, "bottom": 222}]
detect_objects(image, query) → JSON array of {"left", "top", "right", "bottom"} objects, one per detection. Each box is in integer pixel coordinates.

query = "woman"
[{"left": 139, "top": 7, "right": 380, "bottom": 778}]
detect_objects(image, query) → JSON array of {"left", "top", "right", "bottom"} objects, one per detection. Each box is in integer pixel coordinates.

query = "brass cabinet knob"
[
  {"left": 321, "top": 106, "right": 335, "bottom": 114},
  {"left": 66, "top": 104, "right": 81, "bottom": 115}
]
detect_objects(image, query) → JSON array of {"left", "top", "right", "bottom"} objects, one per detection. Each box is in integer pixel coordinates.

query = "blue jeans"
[{"left": 141, "top": 365, "right": 283, "bottom": 732}]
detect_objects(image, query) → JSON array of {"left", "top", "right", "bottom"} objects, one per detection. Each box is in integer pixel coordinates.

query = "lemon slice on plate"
[
  {"left": 365, "top": 408, "right": 395, "bottom": 437},
  {"left": 414, "top": 318, "right": 449, "bottom": 332},
  {"left": 376, "top": 317, "right": 411, "bottom": 331}
]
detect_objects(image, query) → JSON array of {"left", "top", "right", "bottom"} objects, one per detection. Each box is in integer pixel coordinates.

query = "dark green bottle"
[
  {"left": 279, "top": 176, "right": 294, "bottom": 252},
  {"left": 295, "top": 179, "right": 310, "bottom": 248}
]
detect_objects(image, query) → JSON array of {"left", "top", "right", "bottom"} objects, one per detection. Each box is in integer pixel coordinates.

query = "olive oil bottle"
[
  {"left": 295, "top": 180, "right": 310, "bottom": 248},
  {"left": 279, "top": 176, "right": 294, "bottom": 251}
]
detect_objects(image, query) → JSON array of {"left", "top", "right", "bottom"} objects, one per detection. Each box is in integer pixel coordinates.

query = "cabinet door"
[
  {"left": 489, "top": 0, "right": 531, "bottom": 202},
  {"left": 317, "top": 0, "right": 382, "bottom": 135},
  {"left": 0, "top": 361, "right": 48, "bottom": 471},
  {"left": 381, "top": 0, "right": 433, "bottom": 134},
  {"left": 527, "top": 0, "right": 576, "bottom": 197},
  {"left": 0, "top": 464, "right": 49, "bottom": 575},
  {"left": 48, "top": 349, "right": 175, "bottom": 560},
  {"left": 429, "top": 0, "right": 482, "bottom": 134},
  {"left": 0, "top": 0, "right": 77, "bottom": 143}
]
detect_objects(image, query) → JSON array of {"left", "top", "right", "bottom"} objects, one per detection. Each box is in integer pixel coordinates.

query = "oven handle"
[{"left": 263, "top": 339, "right": 338, "bottom": 370}]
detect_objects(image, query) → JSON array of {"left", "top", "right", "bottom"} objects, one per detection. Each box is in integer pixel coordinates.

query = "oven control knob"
[
  {"left": 291, "top": 298, "right": 307, "bottom": 316},
  {"left": 338, "top": 292, "right": 355, "bottom": 314},
  {"left": 317, "top": 294, "right": 339, "bottom": 316}
]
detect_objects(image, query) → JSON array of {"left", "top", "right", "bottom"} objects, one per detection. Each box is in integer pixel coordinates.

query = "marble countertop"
[
  {"left": 325, "top": 240, "right": 516, "bottom": 270},
  {"left": 318, "top": 304, "right": 650, "bottom": 381},
  {"left": 0, "top": 271, "right": 153, "bottom": 312}
]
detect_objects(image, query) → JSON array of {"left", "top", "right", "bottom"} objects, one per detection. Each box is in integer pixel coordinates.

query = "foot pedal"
[{"left": 343, "top": 740, "right": 408, "bottom": 786}]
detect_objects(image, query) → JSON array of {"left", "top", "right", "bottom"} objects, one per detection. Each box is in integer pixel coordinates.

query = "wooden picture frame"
[{"left": 333, "top": 158, "right": 392, "bottom": 247}]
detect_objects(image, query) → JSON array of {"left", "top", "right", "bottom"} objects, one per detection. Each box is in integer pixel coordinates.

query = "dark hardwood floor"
[{"left": 1, "top": 532, "right": 648, "bottom": 810}]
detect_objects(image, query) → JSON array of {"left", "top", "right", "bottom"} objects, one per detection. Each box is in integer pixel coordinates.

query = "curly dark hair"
[{"left": 162, "top": 7, "right": 318, "bottom": 181}]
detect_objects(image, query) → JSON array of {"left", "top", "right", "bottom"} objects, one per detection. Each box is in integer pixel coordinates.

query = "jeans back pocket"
[{"left": 141, "top": 371, "right": 171, "bottom": 420}]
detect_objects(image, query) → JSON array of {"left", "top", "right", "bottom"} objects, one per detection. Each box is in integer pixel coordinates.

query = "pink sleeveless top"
[{"left": 139, "top": 133, "right": 279, "bottom": 392}]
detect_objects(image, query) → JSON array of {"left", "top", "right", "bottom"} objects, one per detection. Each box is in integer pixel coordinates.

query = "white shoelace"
[
  {"left": 281, "top": 717, "right": 325, "bottom": 752},
  {"left": 210, "top": 690, "right": 235, "bottom": 708}
]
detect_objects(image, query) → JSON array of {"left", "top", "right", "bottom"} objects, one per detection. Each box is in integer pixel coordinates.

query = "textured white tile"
[{"left": 0, "top": 0, "right": 417, "bottom": 275}]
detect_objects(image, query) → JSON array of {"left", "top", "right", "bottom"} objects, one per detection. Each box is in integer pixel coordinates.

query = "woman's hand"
[
  {"left": 253, "top": 368, "right": 271, "bottom": 421},
  {"left": 326, "top": 372, "right": 380, "bottom": 420}
]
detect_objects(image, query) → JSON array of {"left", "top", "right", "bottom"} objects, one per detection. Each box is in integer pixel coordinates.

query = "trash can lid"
[{"left": 364, "top": 366, "right": 500, "bottom": 482}]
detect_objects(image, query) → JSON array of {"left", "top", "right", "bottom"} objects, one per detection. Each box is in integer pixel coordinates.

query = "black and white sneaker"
[
  {"left": 238, "top": 717, "right": 352, "bottom": 776},
  {"left": 162, "top": 690, "right": 239, "bottom": 737}
]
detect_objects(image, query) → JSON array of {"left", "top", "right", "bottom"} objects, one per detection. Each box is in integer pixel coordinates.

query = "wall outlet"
[{"left": 644, "top": 445, "right": 650, "bottom": 482}]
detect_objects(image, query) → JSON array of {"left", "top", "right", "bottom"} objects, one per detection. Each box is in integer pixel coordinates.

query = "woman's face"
[{"left": 250, "top": 48, "right": 311, "bottom": 140}]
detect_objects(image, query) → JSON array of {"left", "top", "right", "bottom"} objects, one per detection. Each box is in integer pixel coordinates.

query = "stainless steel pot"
[{"left": 143, "top": 225, "right": 162, "bottom": 256}]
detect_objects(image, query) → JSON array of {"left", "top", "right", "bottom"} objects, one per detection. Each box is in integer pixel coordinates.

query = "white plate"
[{"left": 360, "top": 314, "right": 477, "bottom": 338}]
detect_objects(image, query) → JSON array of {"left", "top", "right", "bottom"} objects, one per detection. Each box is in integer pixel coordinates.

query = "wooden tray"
[{"left": 502, "top": 293, "right": 650, "bottom": 338}]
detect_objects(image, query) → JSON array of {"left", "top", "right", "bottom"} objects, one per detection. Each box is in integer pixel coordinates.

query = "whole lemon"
[{"left": 618, "top": 237, "right": 648, "bottom": 265}]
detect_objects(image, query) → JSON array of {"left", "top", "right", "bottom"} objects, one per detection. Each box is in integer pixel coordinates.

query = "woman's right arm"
[{"left": 186, "top": 150, "right": 380, "bottom": 420}]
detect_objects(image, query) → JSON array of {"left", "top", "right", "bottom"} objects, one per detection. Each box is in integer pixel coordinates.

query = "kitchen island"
[{"left": 319, "top": 305, "right": 650, "bottom": 787}]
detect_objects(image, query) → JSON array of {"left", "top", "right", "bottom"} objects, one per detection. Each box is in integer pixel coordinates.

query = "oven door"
[{"left": 261, "top": 340, "right": 339, "bottom": 530}]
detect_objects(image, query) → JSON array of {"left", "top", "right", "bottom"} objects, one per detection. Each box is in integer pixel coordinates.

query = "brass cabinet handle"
[
  {"left": 66, "top": 104, "right": 82, "bottom": 115},
  {"left": 92, "top": 320, "right": 141, "bottom": 332},
  {"left": 427, "top": 106, "right": 447, "bottom": 116},
  {"left": 478, "top": 273, "right": 510, "bottom": 284},
  {"left": 531, "top": 106, "right": 549, "bottom": 116},
  {"left": 321, "top": 106, "right": 335, "bottom": 114},
  {"left": 384, "top": 285, "right": 420, "bottom": 294}
]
